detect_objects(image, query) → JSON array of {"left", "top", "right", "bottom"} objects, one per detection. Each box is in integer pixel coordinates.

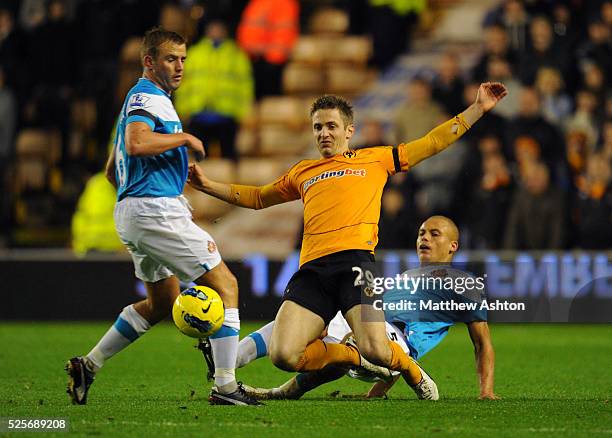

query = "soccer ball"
[{"left": 172, "top": 286, "right": 224, "bottom": 338}]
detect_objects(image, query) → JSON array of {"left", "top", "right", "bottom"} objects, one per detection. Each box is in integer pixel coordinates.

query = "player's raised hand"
[
  {"left": 187, "top": 162, "right": 208, "bottom": 191},
  {"left": 476, "top": 82, "right": 508, "bottom": 112}
]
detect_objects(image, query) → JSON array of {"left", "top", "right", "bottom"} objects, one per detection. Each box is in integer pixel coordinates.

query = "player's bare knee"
[{"left": 269, "top": 345, "right": 302, "bottom": 371}]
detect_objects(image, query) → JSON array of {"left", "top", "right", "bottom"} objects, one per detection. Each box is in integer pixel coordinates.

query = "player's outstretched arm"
[
  {"left": 125, "top": 122, "right": 204, "bottom": 157},
  {"left": 399, "top": 82, "right": 507, "bottom": 169},
  {"left": 188, "top": 163, "right": 298, "bottom": 209},
  {"left": 467, "top": 321, "right": 500, "bottom": 400}
]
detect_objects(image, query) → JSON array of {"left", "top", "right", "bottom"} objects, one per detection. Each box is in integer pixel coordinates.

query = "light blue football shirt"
[
  {"left": 114, "top": 78, "right": 188, "bottom": 201},
  {"left": 384, "top": 265, "right": 488, "bottom": 359}
]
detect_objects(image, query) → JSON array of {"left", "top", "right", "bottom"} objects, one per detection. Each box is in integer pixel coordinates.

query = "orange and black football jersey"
[{"left": 228, "top": 114, "right": 471, "bottom": 266}]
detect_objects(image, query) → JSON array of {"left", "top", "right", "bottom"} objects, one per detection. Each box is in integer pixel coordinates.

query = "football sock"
[
  {"left": 387, "top": 340, "right": 422, "bottom": 385},
  {"left": 295, "top": 366, "right": 348, "bottom": 392},
  {"left": 85, "top": 304, "right": 151, "bottom": 372},
  {"left": 210, "top": 308, "right": 240, "bottom": 393},
  {"left": 235, "top": 321, "right": 274, "bottom": 368},
  {"left": 295, "top": 339, "right": 360, "bottom": 372}
]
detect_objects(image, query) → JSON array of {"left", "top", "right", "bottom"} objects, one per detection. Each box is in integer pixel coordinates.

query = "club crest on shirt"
[
  {"left": 207, "top": 240, "right": 217, "bottom": 254},
  {"left": 343, "top": 150, "right": 356, "bottom": 159}
]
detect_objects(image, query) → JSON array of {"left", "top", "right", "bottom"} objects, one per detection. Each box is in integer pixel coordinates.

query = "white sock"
[
  {"left": 236, "top": 321, "right": 274, "bottom": 368},
  {"left": 85, "top": 304, "right": 151, "bottom": 372},
  {"left": 210, "top": 308, "right": 240, "bottom": 392}
]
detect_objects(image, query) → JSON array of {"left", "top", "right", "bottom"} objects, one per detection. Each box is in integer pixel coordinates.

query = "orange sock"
[
  {"left": 387, "top": 340, "right": 422, "bottom": 385},
  {"left": 295, "top": 339, "right": 360, "bottom": 371}
]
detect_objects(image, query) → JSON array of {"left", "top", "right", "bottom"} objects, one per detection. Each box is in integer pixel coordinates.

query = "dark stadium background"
[{"left": 0, "top": 0, "right": 609, "bottom": 321}]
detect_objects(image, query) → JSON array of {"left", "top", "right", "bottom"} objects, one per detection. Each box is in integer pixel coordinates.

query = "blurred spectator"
[
  {"left": 377, "top": 187, "right": 415, "bottom": 249},
  {"left": 503, "top": 161, "right": 566, "bottom": 249},
  {"left": 576, "top": 19, "right": 612, "bottom": 83},
  {"left": 550, "top": 2, "right": 579, "bottom": 53},
  {"left": 571, "top": 153, "right": 612, "bottom": 249},
  {"left": 175, "top": 20, "right": 253, "bottom": 161},
  {"left": 0, "top": 66, "right": 15, "bottom": 159},
  {"left": 534, "top": 67, "right": 572, "bottom": 125},
  {"left": 565, "top": 130, "right": 589, "bottom": 185},
  {"left": 0, "top": 6, "right": 27, "bottom": 105},
  {"left": 471, "top": 24, "right": 518, "bottom": 81},
  {"left": 564, "top": 89, "right": 599, "bottom": 150},
  {"left": 0, "top": 65, "right": 15, "bottom": 244},
  {"left": 484, "top": 0, "right": 530, "bottom": 53},
  {"left": 71, "top": 172, "right": 123, "bottom": 256},
  {"left": 431, "top": 52, "right": 465, "bottom": 115},
  {"left": 237, "top": 0, "right": 299, "bottom": 98},
  {"left": 486, "top": 56, "right": 521, "bottom": 118},
  {"left": 354, "top": 119, "right": 388, "bottom": 149},
  {"left": 367, "top": 0, "right": 425, "bottom": 70},
  {"left": 581, "top": 62, "right": 607, "bottom": 108},
  {"left": 465, "top": 135, "right": 513, "bottom": 249},
  {"left": 394, "top": 77, "right": 444, "bottom": 143},
  {"left": 26, "top": 0, "right": 76, "bottom": 159},
  {"left": 518, "top": 16, "right": 572, "bottom": 87},
  {"left": 506, "top": 87, "right": 565, "bottom": 165},
  {"left": 601, "top": 119, "right": 612, "bottom": 161}
]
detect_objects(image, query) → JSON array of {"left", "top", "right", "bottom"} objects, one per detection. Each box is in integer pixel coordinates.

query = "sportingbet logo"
[{"left": 303, "top": 168, "right": 367, "bottom": 192}]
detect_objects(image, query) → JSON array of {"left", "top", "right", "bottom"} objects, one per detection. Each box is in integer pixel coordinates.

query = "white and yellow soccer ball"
[{"left": 172, "top": 286, "right": 224, "bottom": 338}]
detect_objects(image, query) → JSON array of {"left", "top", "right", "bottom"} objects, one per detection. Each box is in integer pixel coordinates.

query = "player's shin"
[
  {"left": 295, "top": 339, "right": 360, "bottom": 371},
  {"left": 236, "top": 321, "right": 274, "bottom": 368},
  {"left": 386, "top": 340, "right": 422, "bottom": 385},
  {"left": 210, "top": 308, "right": 240, "bottom": 393},
  {"left": 85, "top": 304, "right": 151, "bottom": 372}
]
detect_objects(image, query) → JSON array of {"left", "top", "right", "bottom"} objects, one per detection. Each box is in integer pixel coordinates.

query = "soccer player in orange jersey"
[{"left": 188, "top": 82, "right": 507, "bottom": 399}]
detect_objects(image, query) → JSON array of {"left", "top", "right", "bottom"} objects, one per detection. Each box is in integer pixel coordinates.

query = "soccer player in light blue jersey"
[
  {"left": 66, "top": 27, "right": 259, "bottom": 406},
  {"left": 235, "top": 216, "right": 499, "bottom": 400}
]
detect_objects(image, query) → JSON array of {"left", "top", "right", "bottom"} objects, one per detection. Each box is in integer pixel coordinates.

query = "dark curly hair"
[{"left": 310, "top": 95, "right": 354, "bottom": 127}]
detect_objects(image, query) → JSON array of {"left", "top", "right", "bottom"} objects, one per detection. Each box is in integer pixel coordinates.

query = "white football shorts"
[
  {"left": 114, "top": 196, "right": 222, "bottom": 283},
  {"left": 324, "top": 311, "right": 410, "bottom": 354}
]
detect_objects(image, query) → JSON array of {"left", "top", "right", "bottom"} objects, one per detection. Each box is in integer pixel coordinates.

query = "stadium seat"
[
  {"left": 15, "top": 158, "right": 47, "bottom": 192},
  {"left": 258, "top": 96, "right": 309, "bottom": 129},
  {"left": 182, "top": 184, "right": 233, "bottom": 221},
  {"left": 325, "top": 65, "right": 374, "bottom": 96},
  {"left": 236, "top": 125, "right": 258, "bottom": 157},
  {"left": 237, "top": 158, "right": 291, "bottom": 186},
  {"left": 15, "top": 129, "right": 61, "bottom": 164},
  {"left": 259, "top": 126, "right": 310, "bottom": 155},
  {"left": 71, "top": 99, "right": 97, "bottom": 133},
  {"left": 291, "top": 36, "right": 328, "bottom": 66},
  {"left": 283, "top": 63, "right": 324, "bottom": 95},
  {"left": 120, "top": 37, "right": 142, "bottom": 63},
  {"left": 309, "top": 7, "right": 349, "bottom": 36},
  {"left": 328, "top": 37, "right": 372, "bottom": 67},
  {"left": 199, "top": 159, "right": 236, "bottom": 183}
]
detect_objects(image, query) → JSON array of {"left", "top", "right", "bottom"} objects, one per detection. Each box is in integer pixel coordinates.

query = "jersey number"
[
  {"left": 352, "top": 266, "right": 374, "bottom": 287},
  {"left": 115, "top": 132, "right": 126, "bottom": 188}
]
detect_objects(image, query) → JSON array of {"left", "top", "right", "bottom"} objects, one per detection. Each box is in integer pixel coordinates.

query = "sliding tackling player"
[
  {"left": 188, "top": 83, "right": 507, "bottom": 399},
  {"left": 233, "top": 216, "right": 499, "bottom": 400}
]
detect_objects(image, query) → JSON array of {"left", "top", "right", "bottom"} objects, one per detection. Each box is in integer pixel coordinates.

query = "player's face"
[
  {"left": 312, "top": 109, "right": 354, "bottom": 158},
  {"left": 416, "top": 218, "right": 458, "bottom": 264},
  {"left": 147, "top": 41, "right": 187, "bottom": 93}
]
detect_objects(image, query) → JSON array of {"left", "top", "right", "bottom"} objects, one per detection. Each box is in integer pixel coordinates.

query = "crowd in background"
[
  {"left": 0, "top": 0, "right": 610, "bottom": 251},
  {"left": 375, "top": 0, "right": 612, "bottom": 251}
]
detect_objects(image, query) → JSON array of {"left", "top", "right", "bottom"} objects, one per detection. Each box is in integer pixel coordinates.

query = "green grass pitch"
[{"left": 1, "top": 323, "right": 611, "bottom": 437}]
